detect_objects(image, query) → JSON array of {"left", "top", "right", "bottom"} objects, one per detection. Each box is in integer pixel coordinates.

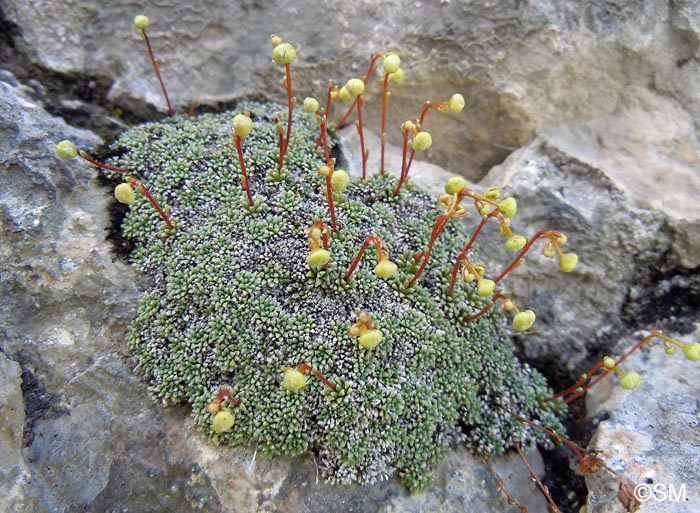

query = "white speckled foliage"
[{"left": 109, "top": 101, "right": 565, "bottom": 490}]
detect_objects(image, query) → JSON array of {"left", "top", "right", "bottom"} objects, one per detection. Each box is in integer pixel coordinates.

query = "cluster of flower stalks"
[{"left": 53, "top": 15, "right": 699, "bottom": 508}]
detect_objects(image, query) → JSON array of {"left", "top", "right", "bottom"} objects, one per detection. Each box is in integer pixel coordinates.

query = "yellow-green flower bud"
[
  {"left": 682, "top": 342, "right": 700, "bottom": 361},
  {"left": 309, "top": 227, "right": 322, "bottom": 240},
  {"left": 302, "top": 97, "right": 320, "bottom": 113},
  {"left": 382, "top": 53, "right": 401, "bottom": 74},
  {"left": 497, "top": 197, "right": 517, "bottom": 218},
  {"left": 359, "top": 329, "right": 383, "bottom": 349},
  {"left": 212, "top": 410, "right": 235, "bottom": 433},
  {"left": 55, "top": 140, "right": 77, "bottom": 159},
  {"left": 505, "top": 235, "right": 527, "bottom": 251},
  {"left": 374, "top": 260, "right": 398, "bottom": 279},
  {"left": 338, "top": 86, "right": 351, "bottom": 101},
  {"left": 401, "top": 120, "right": 414, "bottom": 132},
  {"left": 513, "top": 310, "right": 536, "bottom": 332},
  {"left": 556, "top": 234, "right": 568, "bottom": 245},
  {"left": 282, "top": 369, "right": 307, "bottom": 391},
  {"left": 445, "top": 176, "right": 467, "bottom": 195},
  {"left": 330, "top": 169, "right": 350, "bottom": 191},
  {"left": 345, "top": 78, "right": 365, "bottom": 97},
  {"left": 484, "top": 187, "right": 500, "bottom": 200},
  {"left": 272, "top": 42, "right": 296, "bottom": 64},
  {"left": 134, "top": 15, "right": 150, "bottom": 30},
  {"left": 476, "top": 279, "right": 496, "bottom": 297},
  {"left": 232, "top": 114, "right": 253, "bottom": 137},
  {"left": 503, "top": 299, "right": 514, "bottom": 311},
  {"left": 620, "top": 371, "right": 642, "bottom": 390},
  {"left": 389, "top": 68, "right": 404, "bottom": 84},
  {"left": 603, "top": 356, "right": 616, "bottom": 369},
  {"left": 412, "top": 132, "right": 432, "bottom": 152},
  {"left": 306, "top": 248, "right": 331, "bottom": 268},
  {"left": 559, "top": 253, "right": 578, "bottom": 273},
  {"left": 270, "top": 34, "right": 284, "bottom": 48},
  {"left": 317, "top": 165, "right": 331, "bottom": 177},
  {"left": 543, "top": 244, "right": 556, "bottom": 258},
  {"left": 665, "top": 344, "right": 677, "bottom": 355},
  {"left": 114, "top": 183, "right": 136, "bottom": 204},
  {"left": 448, "top": 93, "right": 465, "bottom": 113}
]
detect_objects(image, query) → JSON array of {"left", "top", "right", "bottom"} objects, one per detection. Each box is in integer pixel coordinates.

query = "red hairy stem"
[
  {"left": 447, "top": 210, "right": 498, "bottom": 297},
  {"left": 298, "top": 363, "right": 336, "bottom": 390},
  {"left": 78, "top": 154, "right": 130, "bottom": 174},
  {"left": 336, "top": 54, "right": 381, "bottom": 129},
  {"left": 493, "top": 230, "right": 562, "bottom": 284},
  {"left": 234, "top": 134, "right": 254, "bottom": 206},
  {"left": 483, "top": 458, "right": 529, "bottom": 513},
  {"left": 314, "top": 83, "right": 335, "bottom": 150},
  {"left": 407, "top": 214, "right": 450, "bottom": 288},
  {"left": 356, "top": 95, "right": 368, "bottom": 179},
  {"left": 379, "top": 74, "right": 390, "bottom": 175},
  {"left": 130, "top": 178, "right": 174, "bottom": 229},
  {"left": 399, "top": 102, "right": 447, "bottom": 188},
  {"left": 513, "top": 443, "right": 563, "bottom": 513},
  {"left": 463, "top": 292, "right": 508, "bottom": 322},
  {"left": 217, "top": 389, "right": 241, "bottom": 408},
  {"left": 392, "top": 130, "right": 411, "bottom": 196},
  {"left": 281, "top": 63, "right": 294, "bottom": 162},
  {"left": 140, "top": 29, "right": 174, "bottom": 117},
  {"left": 552, "top": 331, "right": 662, "bottom": 404},
  {"left": 325, "top": 174, "right": 337, "bottom": 232},
  {"left": 344, "top": 236, "right": 384, "bottom": 282},
  {"left": 317, "top": 117, "right": 337, "bottom": 231}
]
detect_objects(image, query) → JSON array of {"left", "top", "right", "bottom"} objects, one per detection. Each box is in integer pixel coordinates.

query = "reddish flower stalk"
[
  {"left": 447, "top": 210, "right": 499, "bottom": 297},
  {"left": 297, "top": 362, "right": 336, "bottom": 390},
  {"left": 317, "top": 115, "right": 338, "bottom": 231},
  {"left": 483, "top": 457, "right": 529, "bottom": 513},
  {"left": 392, "top": 129, "right": 411, "bottom": 196},
  {"left": 137, "top": 25, "right": 174, "bottom": 117},
  {"left": 397, "top": 102, "right": 448, "bottom": 194},
  {"left": 215, "top": 389, "right": 241, "bottom": 408},
  {"left": 463, "top": 292, "right": 508, "bottom": 322},
  {"left": 546, "top": 331, "right": 663, "bottom": 404},
  {"left": 72, "top": 150, "right": 174, "bottom": 229},
  {"left": 314, "top": 82, "right": 336, "bottom": 150},
  {"left": 493, "top": 230, "right": 563, "bottom": 284},
  {"left": 233, "top": 134, "right": 254, "bottom": 206},
  {"left": 407, "top": 213, "right": 452, "bottom": 288},
  {"left": 356, "top": 95, "right": 369, "bottom": 179},
  {"left": 344, "top": 235, "right": 386, "bottom": 281},
  {"left": 127, "top": 178, "right": 174, "bottom": 229},
  {"left": 281, "top": 63, "right": 294, "bottom": 165},
  {"left": 336, "top": 54, "right": 381, "bottom": 129},
  {"left": 379, "top": 74, "right": 391, "bottom": 175}
]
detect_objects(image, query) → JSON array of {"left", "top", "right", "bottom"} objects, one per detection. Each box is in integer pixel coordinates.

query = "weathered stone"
[
  {"left": 4, "top": 1, "right": 698, "bottom": 178},
  {"left": 585, "top": 327, "right": 700, "bottom": 513}
]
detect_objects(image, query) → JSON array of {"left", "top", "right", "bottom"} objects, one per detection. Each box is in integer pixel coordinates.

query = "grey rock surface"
[
  {"left": 584, "top": 327, "right": 700, "bottom": 513},
  {"left": 3, "top": 0, "right": 699, "bottom": 179}
]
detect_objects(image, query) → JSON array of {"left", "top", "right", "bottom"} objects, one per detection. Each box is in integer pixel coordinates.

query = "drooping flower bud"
[
  {"left": 212, "top": 410, "right": 235, "bottom": 433},
  {"left": 412, "top": 132, "right": 432, "bottom": 152},
  {"left": 282, "top": 368, "right": 307, "bottom": 391},
  {"left": 114, "top": 183, "right": 136, "bottom": 204},
  {"left": 232, "top": 114, "right": 253, "bottom": 137}
]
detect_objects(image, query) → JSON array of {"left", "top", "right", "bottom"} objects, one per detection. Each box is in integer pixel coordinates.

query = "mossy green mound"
[{"left": 109, "top": 101, "right": 566, "bottom": 490}]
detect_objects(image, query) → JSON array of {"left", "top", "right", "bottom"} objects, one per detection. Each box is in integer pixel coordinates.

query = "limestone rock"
[
  {"left": 4, "top": 1, "right": 698, "bottom": 178},
  {"left": 584, "top": 327, "right": 700, "bottom": 513}
]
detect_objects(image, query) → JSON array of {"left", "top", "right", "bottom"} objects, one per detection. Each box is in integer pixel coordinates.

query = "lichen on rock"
[{"left": 108, "top": 100, "right": 565, "bottom": 490}]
